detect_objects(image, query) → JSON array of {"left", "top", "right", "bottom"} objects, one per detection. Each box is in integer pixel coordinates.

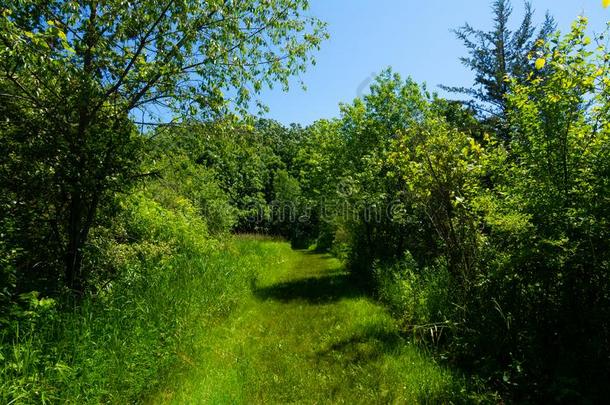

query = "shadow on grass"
[
  {"left": 298, "top": 250, "right": 334, "bottom": 257},
  {"left": 254, "top": 273, "right": 365, "bottom": 304},
  {"left": 315, "top": 329, "right": 476, "bottom": 403},
  {"left": 315, "top": 328, "right": 405, "bottom": 365}
]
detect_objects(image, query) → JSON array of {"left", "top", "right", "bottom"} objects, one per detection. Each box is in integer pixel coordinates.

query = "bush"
[
  {"left": 374, "top": 252, "right": 456, "bottom": 344},
  {"left": 0, "top": 188, "right": 257, "bottom": 403}
]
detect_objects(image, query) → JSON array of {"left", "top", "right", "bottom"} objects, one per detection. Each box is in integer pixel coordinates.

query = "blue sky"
[{"left": 254, "top": 0, "right": 610, "bottom": 126}]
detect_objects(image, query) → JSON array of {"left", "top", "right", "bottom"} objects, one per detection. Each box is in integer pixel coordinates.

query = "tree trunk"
[
  {"left": 64, "top": 186, "right": 100, "bottom": 295},
  {"left": 65, "top": 190, "right": 85, "bottom": 294}
]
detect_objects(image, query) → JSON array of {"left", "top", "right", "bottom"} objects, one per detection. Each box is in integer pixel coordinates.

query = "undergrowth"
[{"left": 0, "top": 192, "right": 281, "bottom": 403}]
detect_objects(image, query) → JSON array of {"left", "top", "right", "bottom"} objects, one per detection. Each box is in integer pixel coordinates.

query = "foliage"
[
  {"left": 467, "top": 17, "right": 610, "bottom": 399},
  {"left": 375, "top": 252, "right": 455, "bottom": 333},
  {"left": 146, "top": 154, "right": 237, "bottom": 236},
  {"left": 0, "top": 185, "right": 269, "bottom": 403},
  {"left": 291, "top": 119, "right": 344, "bottom": 250},
  {"left": 2, "top": 1, "right": 610, "bottom": 403},
  {"left": 442, "top": 0, "right": 555, "bottom": 138},
  {"left": 389, "top": 116, "right": 484, "bottom": 282},
  {"left": 0, "top": 0, "right": 327, "bottom": 295},
  {"left": 329, "top": 70, "right": 431, "bottom": 281}
]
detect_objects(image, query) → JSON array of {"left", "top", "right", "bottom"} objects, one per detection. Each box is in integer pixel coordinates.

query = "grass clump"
[{"left": 0, "top": 191, "right": 272, "bottom": 403}]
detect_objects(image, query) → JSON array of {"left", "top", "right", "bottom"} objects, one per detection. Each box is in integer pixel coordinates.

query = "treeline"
[
  {"left": 0, "top": 0, "right": 327, "bottom": 402},
  {"left": 326, "top": 20, "right": 607, "bottom": 405},
  {"left": 1, "top": 0, "right": 610, "bottom": 402},
  {"left": 288, "top": 17, "right": 608, "bottom": 404},
  {"left": 150, "top": 14, "right": 610, "bottom": 398},
  {"left": 146, "top": 9, "right": 609, "bottom": 403}
]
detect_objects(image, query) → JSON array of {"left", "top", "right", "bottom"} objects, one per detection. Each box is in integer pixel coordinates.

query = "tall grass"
[
  {"left": 0, "top": 190, "right": 495, "bottom": 403},
  {"left": 0, "top": 193, "right": 283, "bottom": 403},
  {"left": 149, "top": 242, "right": 493, "bottom": 404}
]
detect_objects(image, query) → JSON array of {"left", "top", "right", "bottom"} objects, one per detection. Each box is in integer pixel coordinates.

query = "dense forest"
[{"left": 1, "top": 0, "right": 610, "bottom": 403}]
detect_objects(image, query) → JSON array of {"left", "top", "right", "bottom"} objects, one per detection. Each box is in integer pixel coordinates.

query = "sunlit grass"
[
  {"left": 2, "top": 236, "right": 492, "bottom": 403},
  {"left": 0, "top": 235, "right": 282, "bottom": 403},
  {"left": 150, "top": 239, "right": 490, "bottom": 404}
]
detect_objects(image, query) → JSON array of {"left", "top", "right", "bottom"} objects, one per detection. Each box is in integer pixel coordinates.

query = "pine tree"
[{"left": 442, "top": 0, "right": 555, "bottom": 138}]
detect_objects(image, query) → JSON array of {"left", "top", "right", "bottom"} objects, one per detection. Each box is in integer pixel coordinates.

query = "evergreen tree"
[{"left": 442, "top": 0, "right": 555, "bottom": 138}]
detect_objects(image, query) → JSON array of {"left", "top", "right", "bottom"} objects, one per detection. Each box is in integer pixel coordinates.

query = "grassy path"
[{"left": 151, "top": 238, "right": 477, "bottom": 404}]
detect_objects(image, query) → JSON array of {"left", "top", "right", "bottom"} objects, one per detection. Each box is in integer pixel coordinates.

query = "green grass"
[
  {"left": 150, "top": 237, "right": 489, "bottom": 404},
  {"left": 1, "top": 232, "right": 492, "bottom": 403},
  {"left": 0, "top": 233, "right": 283, "bottom": 404}
]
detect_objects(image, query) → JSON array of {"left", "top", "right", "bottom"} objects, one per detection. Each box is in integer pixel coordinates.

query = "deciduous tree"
[{"left": 0, "top": 0, "right": 327, "bottom": 294}]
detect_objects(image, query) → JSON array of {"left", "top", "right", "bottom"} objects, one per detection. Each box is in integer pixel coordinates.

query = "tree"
[
  {"left": 292, "top": 118, "right": 344, "bottom": 249},
  {"left": 466, "top": 18, "right": 610, "bottom": 396},
  {"left": 0, "top": 0, "right": 327, "bottom": 294},
  {"left": 336, "top": 70, "right": 432, "bottom": 279},
  {"left": 442, "top": 0, "right": 555, "bottom": 138},
  {"left": 389, "top": 117, "right": 484, "bottom": 281}
]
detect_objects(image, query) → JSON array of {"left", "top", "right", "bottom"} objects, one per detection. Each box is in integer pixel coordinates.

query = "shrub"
[
  {"left": 0, "top": 187, "right": 254, "bottom": 403},
  {"left": 374, "top": 252, "right": 455, "bottom": 344}
]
